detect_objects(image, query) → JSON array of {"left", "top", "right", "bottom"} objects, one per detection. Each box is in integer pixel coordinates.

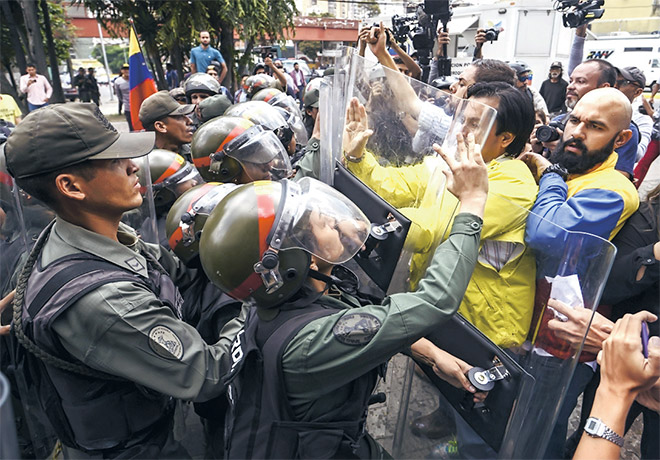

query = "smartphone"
[{"left": 641, "top": 321, "right": 649, "bottom": 359}]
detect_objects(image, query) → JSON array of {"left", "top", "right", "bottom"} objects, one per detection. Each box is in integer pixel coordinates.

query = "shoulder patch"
[
  {"left": 149, "top": 325, "right": 184, "bottom": 360},
  {"left": 332, "top": 313, "right": 381, "bottom": 346},
  {"left": 124, "top": 256, "right": 144, "bottom": 272}
]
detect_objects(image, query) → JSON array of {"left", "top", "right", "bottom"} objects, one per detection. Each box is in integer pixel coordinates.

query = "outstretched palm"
[{"left": 342, "top": 97, "right": 373, "bottom": 161}]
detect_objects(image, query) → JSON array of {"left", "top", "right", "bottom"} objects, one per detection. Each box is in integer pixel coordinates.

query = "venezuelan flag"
[{"left": 129, "top": 26, "right": 157, "bottom": 131}]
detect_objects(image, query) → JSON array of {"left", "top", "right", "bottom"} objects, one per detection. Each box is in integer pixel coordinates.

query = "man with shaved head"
[{"left": 520, "top": 87, "right": 640, "bottom": 459}]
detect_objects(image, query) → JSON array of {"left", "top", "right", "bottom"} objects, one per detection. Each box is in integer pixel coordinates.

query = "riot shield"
[
  {"left": 125, "top": 154, "right": 159, "bottom": 244},
  {"left": 328, "top": 50, "right": 496, "bottom": 296},
  {"left": 0, "top": 148, "right": 58, "bottom": 458},
  {"left": 389, "top": 195, "right": 617, "bottom": 460}
]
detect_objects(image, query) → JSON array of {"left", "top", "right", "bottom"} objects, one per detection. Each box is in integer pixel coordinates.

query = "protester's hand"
[
  {"left": 358, "top": 26, "right": 370, "bottom": 55},
  {"left": 547, "top": 299, "right": 615, "bottom": 354},
  {"left": 475, "top": 29, "right": 486, "bottom": 47},
  {"left": 312, "top": 109, "right": 321, "bottom": 140},
  {"left": 436, "top": 30, "right": 450, "bottom": 57},
  {"left": 598, "top": 312, "right": 660, "bottom": 400},
  {"left": 636, "top": 377, "right": 660, "bottom": 412},
  {"left": 264, "top": 56, "right": 273, "bottom": 67},
  {"left": 576, "top": 24, "right": 588, "bottom": 38},
  {"left": 541, "top": 129, "right": 561, "bottom": 153},
  {"left": 0, "top": 290, "right": 15, "bottom": 336},
  {"left": 430, "top": 347, "right": 488, "bottom": 403},
  {"left": 529, "top": 123, "right": 545, "bottom": 154},
  {"left": 518, "top": 151, "right": 552, "bottom": 182},
  {"left": 342, "top": 97, "right": 373, "bottom": 162},
  {"left": 433, "top": 133, "right": 488, "bottom": 213},
  {"left": 368, "top": 22, "right": 388, "bottom": 58}
]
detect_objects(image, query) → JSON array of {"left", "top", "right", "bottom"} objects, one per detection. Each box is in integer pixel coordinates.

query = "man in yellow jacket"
[{"left": 344, "top": 82, "right": 538, "bottom": 350}]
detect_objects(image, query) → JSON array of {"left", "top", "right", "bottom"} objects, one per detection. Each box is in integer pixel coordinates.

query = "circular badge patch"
[
  {"left": 149, "top": 326, "right": 184, "bottom": 360},
  {"left": 332, "top": 313, "right": 382, "bottom": 346}
]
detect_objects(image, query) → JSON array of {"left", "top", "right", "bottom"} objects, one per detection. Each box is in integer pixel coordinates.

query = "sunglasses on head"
[{"left": 616, "top": 79, "right": 642, "bottom": 88}]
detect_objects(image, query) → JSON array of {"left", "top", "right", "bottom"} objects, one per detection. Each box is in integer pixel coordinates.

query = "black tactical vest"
[
  {"left": 16, "top": 245, "right": 183, "bottom": 456},
  {"left": 224, "top": 302, "right": 381, "bottom": 460}
]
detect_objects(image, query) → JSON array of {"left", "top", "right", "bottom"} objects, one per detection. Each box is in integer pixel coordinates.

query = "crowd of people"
[{"left": 0, "top": 23, "right": 659, "bottom": 460}]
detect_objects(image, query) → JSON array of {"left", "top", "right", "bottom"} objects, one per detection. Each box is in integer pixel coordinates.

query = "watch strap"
[
  {"left": 541, "top": 163, "right": 569, "bottom": 181},
  {"left": 584, "top": 417, "right": 624, "bottom": 447}
]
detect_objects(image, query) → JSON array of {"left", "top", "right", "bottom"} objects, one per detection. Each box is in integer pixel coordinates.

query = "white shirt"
[{"left": 19, "top": 73, "right": 52, "bottom": 105}]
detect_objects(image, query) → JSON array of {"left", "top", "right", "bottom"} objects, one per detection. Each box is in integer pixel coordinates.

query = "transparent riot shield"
[
  {"left": 125, "top": 154, "right": 159, "bottom": 244},
  {"left": 0, "top": 149, "right": 58, "bottom": 458},
  {"left": 389, "top": 195, "right": 617, "bottom": 460},
  {"left": 328, "top": 50, "right": 496, "bottom": 296}
]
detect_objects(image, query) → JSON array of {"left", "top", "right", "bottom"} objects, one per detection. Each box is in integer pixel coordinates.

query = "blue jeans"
[
  {"left": 533, "top": 360, "right": 595, "bottom": 459},
  {"left": 27, "top": 102, "right": 48, "bottom": 112}
]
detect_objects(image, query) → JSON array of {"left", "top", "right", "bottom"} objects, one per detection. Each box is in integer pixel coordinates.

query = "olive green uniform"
[
  {"left": 44, "top": 217, "right": 244, "bottom": 402},
  {"left": 281, "top": 213, "right": 482, "bottom": 420}
]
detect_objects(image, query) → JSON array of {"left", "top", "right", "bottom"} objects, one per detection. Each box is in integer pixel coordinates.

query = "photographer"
[{"left": 360, "top": 25, "right": 421, "bottom": 80}]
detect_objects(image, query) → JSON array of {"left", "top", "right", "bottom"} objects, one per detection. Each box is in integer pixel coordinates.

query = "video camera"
[
  {"left": 389, "top": 0, "right": 453, "bottom": 79},
  {"left": 535, "top": 119, "right": 566, "bottom": 143},
  {"left": 555, "top": 0, "right": 605, "bottom": 28},
  {"left": 254, "top": 46, "right": 278, "bottom": 60},
  {"left": 483, "top": 27, "right": 500, "bottom": 42}
]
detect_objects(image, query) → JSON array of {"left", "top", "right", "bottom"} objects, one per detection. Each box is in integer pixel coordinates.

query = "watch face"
[{"left": 586, "top": 419, "right": 598, "bottom": 431}]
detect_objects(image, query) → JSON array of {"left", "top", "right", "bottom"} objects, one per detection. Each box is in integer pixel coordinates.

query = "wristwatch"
[
  {"left": 343, "top": 153, "right": 364, "bottom": 163},
  {"left": 584, "top": 417, "right": 624, "bottom": 447},
  {"left": 541, "top": 163, "right": 569, "bottom": 181}
]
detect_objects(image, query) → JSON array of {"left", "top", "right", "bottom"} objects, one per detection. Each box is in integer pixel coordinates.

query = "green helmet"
[
  {"left": 184, "top": 72, "right": 221, "bottom": 100},
  {"left": 225, "top": 101, "right": 298, "bottom": 153},
  {"left": 199, "top": 178, "right": 370, "bottom": 309},
  {"left": 135, "top": 149, "right": 204, "bottom": 215},
  {"left": 191, "top": 116, "right": 292, "bottom": 184},
  {"left": 251, "top": 87, "right": 283, "bottom": 103},
  {"left": 303, "top": 77, "right": 321, "bottom": 108},
  {"left": 244, "top": 74, "right": 276, "bottom": 99},
  {"left": 252, "top": 90, "right": 308, "bottom": 144},
  {"left": 166, "top": 182, "right": 237, "bottom": 265},
  {"left": 198, "top": 94, "right": 233, "bottom": 123}
]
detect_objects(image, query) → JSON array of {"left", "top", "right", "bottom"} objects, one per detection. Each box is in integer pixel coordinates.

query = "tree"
[
  {"left": 362, "top": 3, "right": 380, "bottom": 18},
  {"left": 79, "top": 0, "right": 298, "bottom": 92},
  {"left": 298, "top": 40, "right": 322, "bottom": 61},
  {"left": 0, "top": 0, "right": 74, "bottom": 104},
  {"left": 91, "top": 44, "right": 128, "bottom": 73}
]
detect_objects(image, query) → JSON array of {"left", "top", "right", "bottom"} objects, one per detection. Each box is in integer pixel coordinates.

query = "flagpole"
[{"left": 128, "top": 18, "right": 156, "bottom": 83}]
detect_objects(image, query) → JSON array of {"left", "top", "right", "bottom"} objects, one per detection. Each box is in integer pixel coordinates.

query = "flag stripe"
[{"left": 128, "top": 26, "right": 157, "bottom": 132}]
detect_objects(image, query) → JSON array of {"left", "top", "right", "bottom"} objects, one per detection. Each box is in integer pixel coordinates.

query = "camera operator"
[{"left": 360, "top": 25, "right": 421, "bottom": 80}]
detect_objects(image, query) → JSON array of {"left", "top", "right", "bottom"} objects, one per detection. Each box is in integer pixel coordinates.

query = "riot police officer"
[
  {"left": 3, "top": 103, "right": 245, "bottom": 458},
  {"left": 198, "top": 133, "right": 489, "bottom": 458}
]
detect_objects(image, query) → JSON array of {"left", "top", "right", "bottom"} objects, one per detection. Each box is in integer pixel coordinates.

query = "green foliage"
[
  {"left": 42, "top": 0, "right": 75, "bottom": 62},
  {"left": 91, "top": 44, "right": 127, "bottom": 73},
  {"left": 362, "top": 3, "right": 380, "bottom": 18},
  {"left": 308, "top": 12, "right": 334, "bottom": 18},
  {"left": 298, "top": 40, "right": 322, "bottom": 60},
  {"left": 0, "top": 0, "right": 73, "bottom": 68}
]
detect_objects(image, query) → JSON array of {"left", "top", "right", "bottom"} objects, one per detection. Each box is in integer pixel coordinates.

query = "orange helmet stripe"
[
  {"left": 154, "top": 155, "right": 185, "bottom": 185},
  {"left": 215, "top": 119, "right": 252, "bottom": 154},
  {"left": 229, "top": 182, "right": 277, "bottom": 300},
  {"left": 167, "top": 182, "right": 217, "bottom": 249}
]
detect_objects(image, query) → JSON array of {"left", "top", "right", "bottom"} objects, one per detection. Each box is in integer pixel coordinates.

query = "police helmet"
[
  {"left": 199, "top": 178, "right": 370, "bottom": 308},
  {"left": 136, "top": 149, "right": 204, "bottom": 214},
  {"left": 225, "top": 101, "right": 298, "bottom": 153},
  {"left": 198, "top": 94, "right": 233, "bottom": 123},
  {"left": 303, "top": 78, "right": 321, "bottom": 108},
  {"left": 190, "top": 116, "right": 292, "bottom": 184},
  {"left": 166, "top": 182, "right": 237, "bottom": 265},
  {"left": 184, "top": 73, "right": 221, "bottom": 100},
  {"left": 244, "top": 74, "right": 277, "bottom": 99}
]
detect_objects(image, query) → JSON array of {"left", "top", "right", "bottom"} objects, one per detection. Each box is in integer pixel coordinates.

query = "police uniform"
[
  {"left": 225, "top": 213, "right": 483, "bottom": 459},
  {"left": 4, "top": 103, "right": 244, "bottom": 458}
]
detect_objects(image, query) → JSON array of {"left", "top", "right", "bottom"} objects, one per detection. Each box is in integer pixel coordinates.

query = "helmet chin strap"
[{"left": 308, "top": 267, "right": 358, "bottom": 296}]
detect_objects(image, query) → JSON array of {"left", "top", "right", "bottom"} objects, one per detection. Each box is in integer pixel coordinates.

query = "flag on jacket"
[{"left": 129, "top": 26, "right": 157, "bottom": 131}]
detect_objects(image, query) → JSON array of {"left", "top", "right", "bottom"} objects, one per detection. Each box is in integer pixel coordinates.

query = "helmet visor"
[
  {"left": 221, "top": 126, "right": 293, "bottom": 181},
  {"left": 271, "top": 178, "right": 371, "bottom": 264}
]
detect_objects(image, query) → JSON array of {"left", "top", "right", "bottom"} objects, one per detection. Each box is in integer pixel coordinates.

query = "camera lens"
[{"left": 536, "top": 125, "right": 561, "bottom": 143}]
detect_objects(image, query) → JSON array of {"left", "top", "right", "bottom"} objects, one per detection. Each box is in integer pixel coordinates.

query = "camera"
[
  {"left": 536, "top": 119, "right": 566, "bottom": 143},
  {"left": 555, "top": 0, "right": 605, "bottom": 28},
  {"left": 483, "top": 28, "right": 500, "bottom": 42}
]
